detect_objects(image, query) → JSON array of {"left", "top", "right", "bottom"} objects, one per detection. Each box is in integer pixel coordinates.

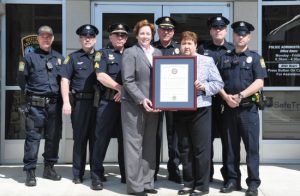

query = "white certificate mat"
[{"left": 160, "top": 64, "right": 188, "bottom": 102}]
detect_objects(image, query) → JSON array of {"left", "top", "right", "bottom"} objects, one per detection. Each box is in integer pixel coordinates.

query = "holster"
[
  {"left": 69, "top": 92, "right": 75, "bottom": 107},
  {"left": 102, "top": 88, "right": 116, "bottom": 101},
  {"left": 93, "top": 85, "right": 101, "bottom": 107}
]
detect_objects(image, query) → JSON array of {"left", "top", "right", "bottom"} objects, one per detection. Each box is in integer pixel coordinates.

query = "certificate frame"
[{"left": 152, "top": 56, "right": 197, "bottom": 111}]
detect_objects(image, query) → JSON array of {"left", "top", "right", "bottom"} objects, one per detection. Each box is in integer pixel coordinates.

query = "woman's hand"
[
  {"left": 142, "top": 98, "right": 161, "bottom": 112},
  {"left": 194, "top": 80, "right": 205, "bottom": 91}
]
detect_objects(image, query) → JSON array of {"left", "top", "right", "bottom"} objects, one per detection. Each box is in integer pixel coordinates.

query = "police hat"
[
  {"left": 231, "top": 21, "right": 255, "bottom": 36},
  {"left": 207, "top": 16, "right": 230, "bottom": 28},
  {"left": 108, "top": 23, "right": 130, "bottom": 35},
  {"left": 38, "top": 25, "right": 53, "bottom": 35},
  {"left": 76, "top": 24, "right": 99, "bottom": 36},
  {"left": 155, "top": 16, "right": 176, "bottom": 29}
]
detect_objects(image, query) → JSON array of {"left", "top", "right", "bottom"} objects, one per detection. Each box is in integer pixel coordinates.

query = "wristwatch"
[{"left": 238, "top": 92, "right": 244, "bottom": 99}]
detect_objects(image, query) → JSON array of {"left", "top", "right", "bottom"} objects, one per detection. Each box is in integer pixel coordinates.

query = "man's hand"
[{"left": 62, "top": 102, "right": 72, "bottom": 115}]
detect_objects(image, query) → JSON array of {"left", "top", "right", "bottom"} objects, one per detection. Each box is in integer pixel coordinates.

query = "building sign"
[
  {"left": 262, "top": 91, "right": 300, "bottom": 140},
  {"left": 21, "top": 34, "right": 38, "bottom": 56},
  {"left": 262, "top": 5, "right": 300, "bottom": 86}
]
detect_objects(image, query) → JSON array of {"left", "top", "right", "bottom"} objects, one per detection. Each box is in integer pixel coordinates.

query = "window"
[{"left": 262, "top": 5, "right": 300, "bottom": 86}]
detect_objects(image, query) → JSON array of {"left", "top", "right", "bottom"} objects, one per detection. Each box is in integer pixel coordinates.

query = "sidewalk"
[{"left": 0, "top": 164, "right": 300, "bottom": 196}]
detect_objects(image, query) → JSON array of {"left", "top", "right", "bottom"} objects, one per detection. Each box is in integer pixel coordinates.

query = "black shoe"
[
  {"left": 220, "top": 182, "right": 242, "bottom": 193},
  {"left": 131, "top": 191, "right": 147, "bottom": 196},
  {"left": 72, "top": 176, "right": 83, "bottom": 184},
  {"left": 178, "top": 188, "right": 193, "bottom": 195},
  {"left": 121, "top": 176, "right": 126, "bottom": 184},
  {"left": 189, "top": 190, "right": 209, "bottom": 196},
  {"left": 43, "top": 165, "right": 61, "bottom": 181},
  {"left": 91, "top": 179, "right": 103, "bottom": 190},
  {"left": 25, "top": 170, "right": 36, "bottom": 187},
  {"left": 168, "top": 174, "right": 182, "bottom": 184},
  {"left": 144, "top": 189, "right": 158, "bottom": 194},
  {"left": 245, "top": 186, "right": 258, "bottom": 196}
]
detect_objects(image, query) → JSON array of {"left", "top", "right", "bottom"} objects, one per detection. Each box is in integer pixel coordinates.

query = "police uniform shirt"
[
  {"left": 219, "top": 48, "right": 268, "bottom": 95},
  {"left": 152, "top": 40, "right": 180, "bottom": 56},
  {"left": 18, "top": 48, "right": 64, "bottom": 95},
  {"left": 198, "top": 40, "right": 234, "bottom": 67},
  {"left": 60, "top": 49, "right": 97, "bottom": 92},
  {"left": 95, "top": 45, "right": 123, "bottom": 84}
]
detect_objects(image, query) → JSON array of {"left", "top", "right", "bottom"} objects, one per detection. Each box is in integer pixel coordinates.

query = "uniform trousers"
[
  {"left": 222, "top": 104, "right": 261, "bottom": 188},
  {"left": 23, "top": 101, "right": 62, "bottom": 171},
  {"left": 155, "top": 111, "right": 180, "bottom": 177},
  {"left": 91, "top": 99, "right": 125, "bottom": 180},
  {"left": 121, "top": 101, "right": 159, "bottom": 193},
  {"left": 71, "top": 99, "right": 96, "bottom": 178},
  {"left": 174, "top": 107, "right": 211, "bottom": 191}
]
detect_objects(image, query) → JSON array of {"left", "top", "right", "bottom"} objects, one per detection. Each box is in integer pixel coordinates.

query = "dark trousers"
[
  {"left": 91, "top": 100, "right": 125, "bottom": 180},
  {"left": 155, "top": 111, "right": 180, "bottom": 177},
  {"left": 23, "top": 101, "right": 62, "bottom": 171},
  {"left": 174, "top": 107, "right": 211, "bottom": 191},
  {"left": 211, "top": 96, "right": 227, "bottom": 181},
  {"left": 71, "top": 99, "right": 96, "bottom": 178},
  {"left": 222, "top": 104, "right": 261, "bottom": 188}
]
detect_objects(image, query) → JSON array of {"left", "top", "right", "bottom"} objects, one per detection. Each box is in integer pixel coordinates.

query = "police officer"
[
  {"left": 18, "top": 25, "right": 63, "bottom": 186},
  {"left": 60, "top": 24, "right": 98, "bottom": 184},
  {"left": 198, "top": 16, "right": 234, "bottom": 183},
  {"left": 153, "top": 16, "right": 182, "bottom": 183},
  {"left": 90, "top": 23, "right": 129, "bottom": 190},
  {"left": 218, "top": 21, "right": 267, "bottom": 196}
]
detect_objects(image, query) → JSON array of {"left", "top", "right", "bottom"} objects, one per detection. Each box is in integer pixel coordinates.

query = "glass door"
[{"left": 93, "top": 2, "right": 232, "bottom": 164}]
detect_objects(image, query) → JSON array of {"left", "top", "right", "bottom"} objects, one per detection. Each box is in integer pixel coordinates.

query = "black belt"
[
  {"left": 74, "top": 92, "right": 94, "bottom": 99},
  {"left": 26, "top": 95, "right": 58, "bottom": 107}
]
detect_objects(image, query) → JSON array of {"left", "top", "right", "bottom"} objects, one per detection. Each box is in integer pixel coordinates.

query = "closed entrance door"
[{"left": 92, "top": 2, "right": 232, "bottom": 164}]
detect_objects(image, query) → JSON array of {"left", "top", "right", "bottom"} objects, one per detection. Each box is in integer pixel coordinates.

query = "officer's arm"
[
  {"left": 238, "top": 79, "right": 264, "bottom": 98},
  {"left": 60, "top": 77, "right": 72, "bottom": 115},
  {"left": 219, "top": 89, "right": 239, "bottom": 108},
  {"left": 96, "top": 72, "right": 121, "bottom": 92}
]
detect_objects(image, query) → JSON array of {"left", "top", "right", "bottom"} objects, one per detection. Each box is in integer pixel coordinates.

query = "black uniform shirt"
[
  {"left": 60, "top": 49, "right": 97, "bottom": 92},
  {"left": 18, "top": 48, "right": 64, "bottom": 96},
  {"left": 95, "top": 45, "right": 123, "bottom": 84},
  {"left": 219, "top": 48, "right": 268, "bottom": 94},
  {"left": 152, "top": 40, "right": 180, "bottom": 56},
  {"left": 198, "top": 40, "right": 234, "bottom": 67}
]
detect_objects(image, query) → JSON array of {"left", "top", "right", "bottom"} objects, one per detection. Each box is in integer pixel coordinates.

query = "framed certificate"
[{"left": 152, "top": 56, "right": 197, "bottom": 110}]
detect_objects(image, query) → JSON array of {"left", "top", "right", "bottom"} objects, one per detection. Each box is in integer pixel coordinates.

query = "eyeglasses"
[
  {"left": 112, "top": 33, "right": 127, "bottom": 38},
  {"left": 159, "top": 28, "right": 174, "bottom": 32}
]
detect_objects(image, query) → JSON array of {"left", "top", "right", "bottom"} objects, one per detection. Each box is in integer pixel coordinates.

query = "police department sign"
[{"left": 21, "top": 34, "right": 39, "bottom": 57}]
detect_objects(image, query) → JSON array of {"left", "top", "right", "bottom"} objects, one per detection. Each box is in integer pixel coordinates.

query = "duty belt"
[
  {"left": 240, "top": 97, "right": 255, "bottom": 107},
  {"left": 26, "top": 95, "right": 58, "bottom": 107},
  {"left": 74, "top": 92, "right": 94, "bottom": 99}
]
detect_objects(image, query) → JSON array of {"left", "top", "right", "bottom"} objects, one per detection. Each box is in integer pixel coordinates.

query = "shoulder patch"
[
  {"left": 94, "top": 62, "right": 100, "bottom": 69},
  {"left": 95, "top": 52, "right": 102, "bottom": 62},
  {"left": 18, "top": 61, "right": 25, "bottom": 71},
  {"left": 63, "top": 56, "right": 70, "bottom": 64},
  {"left": 260, "top": 58, "right": 266, "bottom": 68}
]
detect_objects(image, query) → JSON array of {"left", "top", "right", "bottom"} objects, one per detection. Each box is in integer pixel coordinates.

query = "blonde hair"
[{"left": 133, "top": 19, "right": 156, "bottom": 37}]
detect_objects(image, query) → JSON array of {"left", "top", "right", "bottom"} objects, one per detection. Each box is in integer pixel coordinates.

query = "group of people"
[{"left": 18, "top": 14, "right": 267, "bottom": 196}]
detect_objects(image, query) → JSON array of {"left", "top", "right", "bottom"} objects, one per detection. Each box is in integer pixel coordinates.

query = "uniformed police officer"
[
  {"left": 218, "top": 21, "right": 267, "bottom": 196},
  {"left": 198, "top": 16, "right": 234, "bottom": 183},
  {"left": 60, "top": 24, "right": 98, "bottom": 184},
  {"left": 90, "top": 23, "right": 129, "bottom": 190},
  {"left": 152, "top": 16, "right": 182, "bottom": 183},
  {"left": 18, "top": 25, "right": 64, "bottom": 186}
]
